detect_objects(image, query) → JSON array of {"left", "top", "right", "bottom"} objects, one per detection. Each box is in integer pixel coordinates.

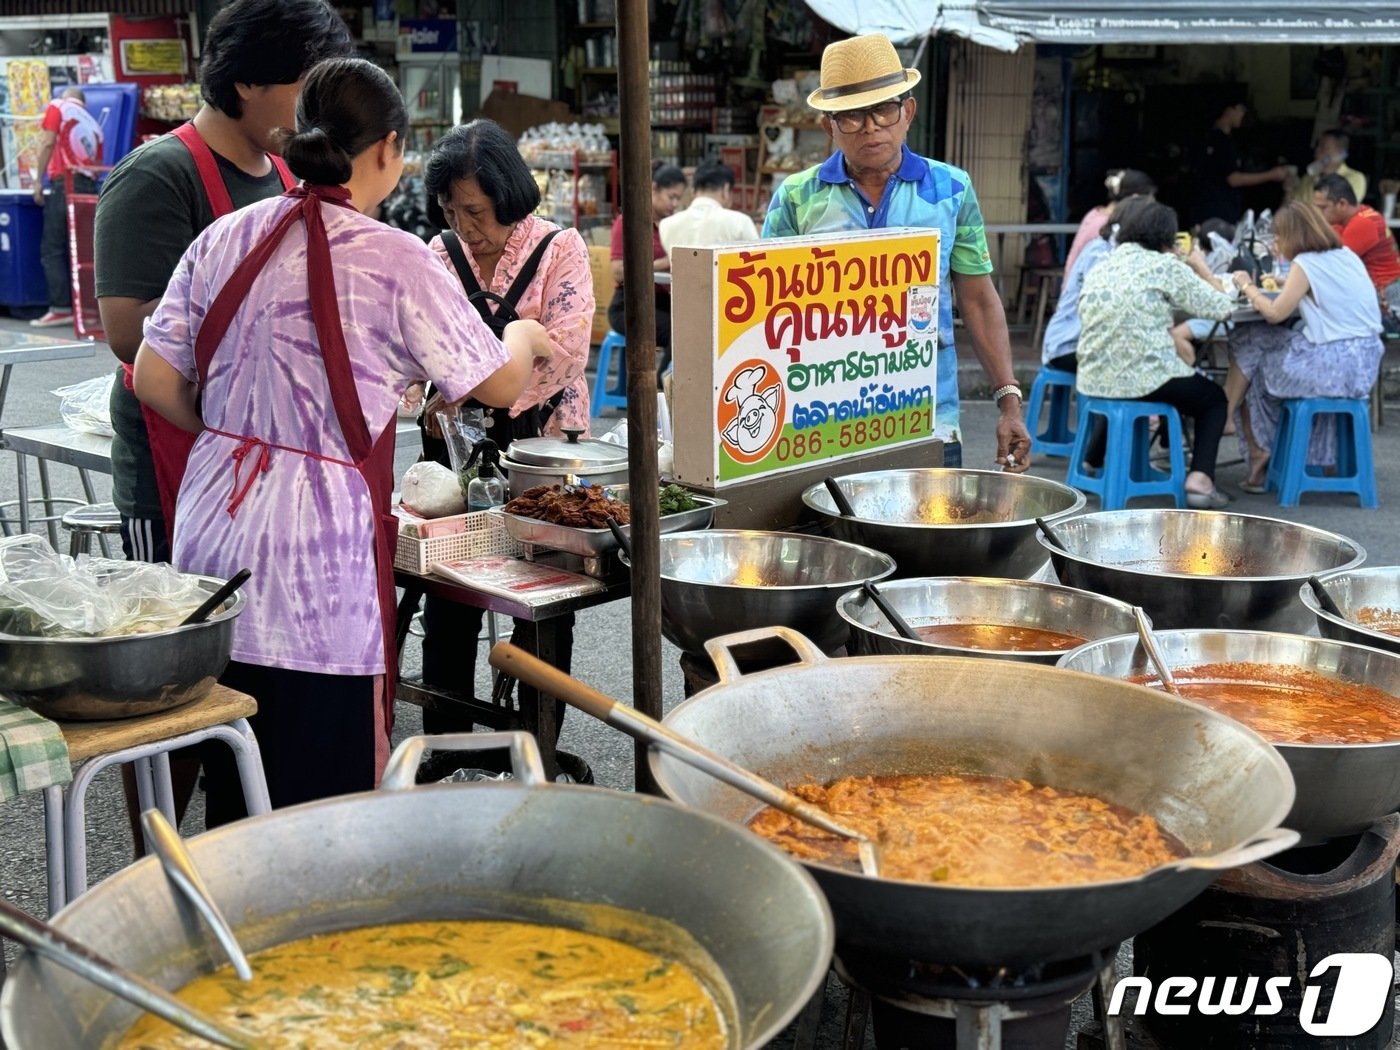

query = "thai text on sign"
[{"left": 710, "top": 228, "right": 939, "bottom": 485}]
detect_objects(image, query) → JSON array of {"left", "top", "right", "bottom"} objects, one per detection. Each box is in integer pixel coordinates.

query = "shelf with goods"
[
  {"left": 752, "top": 118, "right": 833, "bottom": 201},
  {"left": 525, "top": 148, "right": 618, "bottom": 233}
]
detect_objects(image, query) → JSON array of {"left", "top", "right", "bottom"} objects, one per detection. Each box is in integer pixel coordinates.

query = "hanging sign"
[
  {"left": 119, "top": 39, "right": 188, "bottom": 77},
  {"left": 687, "top": 227, "right": 939, "bottom": 486}
]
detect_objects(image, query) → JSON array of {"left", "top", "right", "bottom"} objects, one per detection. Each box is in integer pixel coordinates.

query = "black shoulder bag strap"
[{"left": 439, "top": 228, "right": 568, "bottom": 435}]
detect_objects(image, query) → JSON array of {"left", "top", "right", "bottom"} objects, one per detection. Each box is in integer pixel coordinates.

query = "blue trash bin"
[{"left": 0, "top": 190, "right": 48, "bottom": 308}]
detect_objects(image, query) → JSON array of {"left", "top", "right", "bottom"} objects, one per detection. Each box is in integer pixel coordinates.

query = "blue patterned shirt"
[{"left": 762, "top": 145, "right": 993, "bottom": 443}]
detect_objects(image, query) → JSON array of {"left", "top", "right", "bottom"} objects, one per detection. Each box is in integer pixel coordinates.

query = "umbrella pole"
[{"left": 616, "top": 0, "right": 663, "bottom": 793}]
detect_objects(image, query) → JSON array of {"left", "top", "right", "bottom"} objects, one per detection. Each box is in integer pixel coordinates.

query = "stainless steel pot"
[
  {"left": 1037, "top": 509, "right": 1365, "bottom": 632},
  {"left": 802, "top": 468, "right": 1086, "bottom": 580},
  {"left": 1299, "top": 565, "right": 1400, "bottom": 656},
  {"left": 619, "top": 530, "right": 896, "bottom": 655},
  {"left": 0, "top": 575, "right": 245, "bottom": 720},
  {"left": 502, "top": 429, "right": 631, "bottom": 499},
  {"left": 838, "top": 576, "right": 1138, "bottom": 664},
  {"left": 0, "top": 733, "right": 833, "bottom": 1050},
  {"left": 650, "top": 627, "right": 1297, "bottom": 967},
  {"left": 1057, "top": 629, "right": 1400, "bottom": 842}
]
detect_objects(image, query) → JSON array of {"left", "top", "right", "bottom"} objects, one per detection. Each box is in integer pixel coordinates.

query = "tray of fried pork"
[{"left": 501, "top": 483, "right": 724, "bottom": 556}]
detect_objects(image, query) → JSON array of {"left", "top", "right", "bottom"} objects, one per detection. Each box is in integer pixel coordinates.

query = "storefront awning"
[{"left": 804, "top": 0, "right": 1400, "bottom": 52}]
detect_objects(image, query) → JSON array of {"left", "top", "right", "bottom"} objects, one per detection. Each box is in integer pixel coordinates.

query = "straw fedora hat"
[{"left": 807, "top": 33, "right": 920, "bottom": 112}]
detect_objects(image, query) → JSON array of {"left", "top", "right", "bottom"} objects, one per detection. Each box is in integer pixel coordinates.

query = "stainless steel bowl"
[
  {"left": 620, "top": 530, "right": 895, "bottom": 655},
  {"left": 1058, "top": 629, "right": 1400, "bottom": 841},
  {"left": 838, "top": 576, "right": 1138, "bottom": 664},
  {"left": 802, "top": 468, "right": 1085, "bottom": 580},
  {"left": 1300, "top": 566, "right": 1400, "bottom": 656},
  {"left": 1038, "top": 509, "right": 1365, "bottom": 632},
  {"left": 0, "top": 577, "right": 245, "bottom": 720}
]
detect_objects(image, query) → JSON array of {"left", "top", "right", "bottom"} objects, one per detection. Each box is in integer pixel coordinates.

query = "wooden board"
[{"left": 58, "top": 684, "right": 256, "bottom": 764}]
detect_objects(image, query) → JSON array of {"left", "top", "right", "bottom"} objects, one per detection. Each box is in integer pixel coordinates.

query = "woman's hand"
[
  {"left": 1231, "top": 270, "right": 1254, "bottom": 292},
  {"left": 400, "top": 381, "right": 425, "bottom": 414}
]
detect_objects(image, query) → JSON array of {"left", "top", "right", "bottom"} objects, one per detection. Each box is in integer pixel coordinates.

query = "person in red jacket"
[{"left": 1312, "top": 173, "right": 1400, "bottom": 318}]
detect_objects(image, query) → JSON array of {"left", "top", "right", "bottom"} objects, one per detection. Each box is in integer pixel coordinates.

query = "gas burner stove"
[{"left": 829, "top": 945, "right": 1122, "bottom": 1050}]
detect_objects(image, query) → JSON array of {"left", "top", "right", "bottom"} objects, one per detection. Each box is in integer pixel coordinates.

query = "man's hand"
[
  {"left": 996, "top": 405, "right": 1032, "bottom": 473},
  {"left": 31, "top": 183, "right": 43, "bottom": 205}
]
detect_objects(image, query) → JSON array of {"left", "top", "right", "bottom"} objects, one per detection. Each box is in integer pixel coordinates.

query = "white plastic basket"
[{"left": 393, "top": 509, "right": 523, "bottom": 575}]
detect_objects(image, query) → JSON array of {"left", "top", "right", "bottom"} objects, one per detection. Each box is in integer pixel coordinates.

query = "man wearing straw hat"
[{"left": 763, "top": 33, "right": 1030, "bottom": 472}]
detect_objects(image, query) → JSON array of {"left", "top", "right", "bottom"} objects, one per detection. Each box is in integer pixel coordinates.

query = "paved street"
[{"left": 1, "top": 318, "right": 1398, "bottom": 1046}]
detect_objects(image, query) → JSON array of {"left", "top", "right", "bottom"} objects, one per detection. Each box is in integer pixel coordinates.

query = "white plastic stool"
[{"left": 42, "top": 686, "right": 270, "bottom": 914}]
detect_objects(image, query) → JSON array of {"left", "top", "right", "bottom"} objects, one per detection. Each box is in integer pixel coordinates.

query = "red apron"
[
  {"left": 190, "top": 183, "right": 401, "bottom": 734},
  {"left": 124, "top": 122, "right": 294, "bottom": 546}
]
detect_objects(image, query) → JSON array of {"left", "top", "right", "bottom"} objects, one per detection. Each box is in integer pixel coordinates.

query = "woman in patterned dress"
[
  {"left": 1228, "top": 201, "right": 1384, "bottom": 491},
  {"left": 1076, "top": 201, "right": 1236, "bottom": 508},
  {"left": 133, "top": 59, "right": 550, "bottom": 819},
  {"left": 410, "top": 121, "right": 596, "bottom": 777}
]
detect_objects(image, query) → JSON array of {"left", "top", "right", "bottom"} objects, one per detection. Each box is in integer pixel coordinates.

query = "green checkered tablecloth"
[{"left": 0, "top": 700, "right": 70, "bottom": 800}]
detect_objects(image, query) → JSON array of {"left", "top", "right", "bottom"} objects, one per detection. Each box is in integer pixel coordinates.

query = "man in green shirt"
[{"left": 96, "top": 0, "right": 352, "bottom": 564}]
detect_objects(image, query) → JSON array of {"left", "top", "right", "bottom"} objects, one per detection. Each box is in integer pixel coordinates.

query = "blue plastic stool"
[
  {"left": 1025, "top": 364, "right": 1078, "bottom": 458},
  {"left": 590, "top": 330, "right": 628, "bottom": 413},
  {"left": 1265, "top": 397, "right": 1377, "bottom": 508},
  {"left": 1066, "top": 398, "right": 1187, "bottom": 510}
]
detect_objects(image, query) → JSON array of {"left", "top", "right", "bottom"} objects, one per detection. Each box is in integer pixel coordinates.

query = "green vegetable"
[{"left": 658, "top": 484, "right": 700, "bottom": 515}]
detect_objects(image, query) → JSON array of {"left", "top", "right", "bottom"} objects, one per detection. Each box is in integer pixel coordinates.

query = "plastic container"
[{"left": 0, "top": 191, "right": 48, "bottom": 307}]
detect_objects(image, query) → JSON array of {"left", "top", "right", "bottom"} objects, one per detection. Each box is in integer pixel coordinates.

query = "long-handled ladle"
[
  {"left": 179, "top": 569, "right": 252, "bottom": 627},
  {"left": 863, "top": 581, "right": 921, "bottom": 642},
  {"left": 823, "top": 476, "right": 857, "bottom": 518},
  {"left": 1133, "top": 606, "right": 1182, "bottom": 697},
  {"left": 0, "top": 897, "right": 255, "bottom": 1049},
  {"left": 489, "top": 642, "right": 881, "bottom": 877},
  {"left": 142, "top": 810, "right": 253, "bottom": 981},
  {"left": 1307, "top": 575, "right": 1346, "bottom": 619}
]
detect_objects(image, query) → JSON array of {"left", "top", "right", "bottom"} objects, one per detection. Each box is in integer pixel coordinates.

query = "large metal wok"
[
  {"left": 1, "top": 734, "right": 833, "bottom": 1050},
  {"left": 1058, "top": 629, "right": 1400, "bottom": 842},
  {"left": 802, "top": 468, "right": 1085, "bottom": 580},
  {"left": 1300, "top": 565, "right": 1400, "bottom": 656},
  {"left": 649, "top": 627, "right": 1297, "bottom": 968},
  {"left": 1037, "top": 508, "right": 1365, "bottom": 632}
]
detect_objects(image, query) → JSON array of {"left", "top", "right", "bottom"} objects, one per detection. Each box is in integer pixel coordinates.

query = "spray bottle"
[{"left": 466, "top": 439, "right": 506, "bottom": 512}]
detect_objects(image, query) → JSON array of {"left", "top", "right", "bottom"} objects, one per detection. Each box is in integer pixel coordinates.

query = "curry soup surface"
[
  {"left": 1131, "top": 661, "right": 1400, "bottom": 744},
  {"left": 117, "top": 920, "right": 728, "bottom": 1049},
  {"left": 912, "top": 622, "right": 1087, "bottom": 652},
  {"left": 748, "top": 773, "right": 1184, "bottom": 887}
]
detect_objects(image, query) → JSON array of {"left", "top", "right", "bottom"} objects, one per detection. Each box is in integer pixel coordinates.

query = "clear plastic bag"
[
  {"left": 51, "top": 373, "right": 115, "bottom": 437},
  {"left": 0, "top": 541, "right": 207, "bottom": 637}
]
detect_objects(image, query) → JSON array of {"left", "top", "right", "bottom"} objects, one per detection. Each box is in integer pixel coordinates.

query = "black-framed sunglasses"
[{"left": 830, "top": 98, "right": 906, "bottom": 134}]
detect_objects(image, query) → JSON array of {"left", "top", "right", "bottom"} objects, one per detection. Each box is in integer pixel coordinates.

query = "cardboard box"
[
  {"left": 588, "top": 244, "right": 613, "bottom": 344},
  {"left": 479, "top": 89, "right": 573, "bottom": 140}
]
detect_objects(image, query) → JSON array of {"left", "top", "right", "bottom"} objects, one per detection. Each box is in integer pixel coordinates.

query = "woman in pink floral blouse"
[{"left": 413, "top": 120, "right": 596, "bottom": 775}]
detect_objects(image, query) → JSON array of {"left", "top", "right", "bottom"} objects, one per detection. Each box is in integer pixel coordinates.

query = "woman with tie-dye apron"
[{"left": 133, "top": 58, "right": 549, "bottom": 822}]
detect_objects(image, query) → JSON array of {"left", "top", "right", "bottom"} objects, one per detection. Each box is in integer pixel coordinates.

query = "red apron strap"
[
  {"left": 271, "top": 154, "right": 295, "bottom": 190},
  {"left": 171, "top": 122, "right": 234, "bottom": 218},
  {"left": 364, "top": 420, "right": 401, "bottom": 735}
]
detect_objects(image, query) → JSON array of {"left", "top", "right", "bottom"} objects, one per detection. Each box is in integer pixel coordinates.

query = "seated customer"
[
  {"left": 1311, "top": 173, "right": 1400, "bottom": 317},
  {"left": 1064, "top": 168, "right": 1156, "bottom": 275},
  {"left": 1042, "top": 195, "right": 1154, "bottom": 371},
  {"left": 1077, "top": 201, "right": 1235, "bottom": 508},
  {"left": 1295, "top": 129, "right": 1366, "bottom": 205},
  {"left": 659, "top": 160, "right": 758, "bottom": 253},
  {"left": 607, "top": 164, "right": 686, "bottom": 378},
  {"left": 1228, "top": 200, "right": 1384, "bottom": 492}
]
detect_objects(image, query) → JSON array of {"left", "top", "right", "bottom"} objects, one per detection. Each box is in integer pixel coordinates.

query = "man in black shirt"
[
  {"left": 1192, "top": 97, "right": 1290, "bottom": 225},
  {"left": 96, "top": 0, "right": 353, "bottom": 564}
]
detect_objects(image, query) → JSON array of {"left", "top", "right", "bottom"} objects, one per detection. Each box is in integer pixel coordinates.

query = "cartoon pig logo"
[{"left": 720, "top": 364, "right": 782, "bottom": 460}]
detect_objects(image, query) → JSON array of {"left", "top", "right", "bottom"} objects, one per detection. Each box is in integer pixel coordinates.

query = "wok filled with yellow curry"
[
  {"left": 651, "top": 627, "right": 1297, "bottom": 968},
  {"left": 0, "top": 734, "right": 833, "bottom": 1050}
]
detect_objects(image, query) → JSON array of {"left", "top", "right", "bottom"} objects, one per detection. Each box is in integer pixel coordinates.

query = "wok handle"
[
  {"left": 381, "top": 732, "right": 547, "bottom": 789},
  {"left": 489, "top": 642, "right": 620, "bottom": 725},
  {"left": 703, "top": 626, "right": 827, "bottom": 685},
  {"left": 1165, "top": 827, "right": 1301, "bottom": 873}
]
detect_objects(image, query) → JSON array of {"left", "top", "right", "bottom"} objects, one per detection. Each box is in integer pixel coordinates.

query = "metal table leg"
[{"left": 518, "top": 620, "right": 562, "bottom": 781}]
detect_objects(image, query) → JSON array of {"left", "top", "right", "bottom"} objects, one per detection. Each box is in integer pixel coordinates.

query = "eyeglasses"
[{"left": 831, "top": 99, "right": 905, "bottom": 134}]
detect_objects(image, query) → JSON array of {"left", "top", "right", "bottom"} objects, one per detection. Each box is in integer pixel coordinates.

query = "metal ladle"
[
  {"left": 863, "top": 581, "right": 921, "bottom": 642},
  {"left": 488, "top": 642, "right": 882, "bottom": 877},
  {"left": 0, "top": 897, "right": 255, "bottom": 1049},
  {"left": 1133, "top": 606, "right": 1182, "bottom": 697},
  {"left": 142, "top": 810, "right": 253, "bottom": 981}
]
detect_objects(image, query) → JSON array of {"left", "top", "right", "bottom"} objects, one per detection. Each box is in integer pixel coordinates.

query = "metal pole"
[{"left": 615, "top": 0, "right": 663, "bottom": 793}]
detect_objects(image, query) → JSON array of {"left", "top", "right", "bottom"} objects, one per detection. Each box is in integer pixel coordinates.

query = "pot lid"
[{"left": 506, "top": 428, "right": 630, "bottom": 470}]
